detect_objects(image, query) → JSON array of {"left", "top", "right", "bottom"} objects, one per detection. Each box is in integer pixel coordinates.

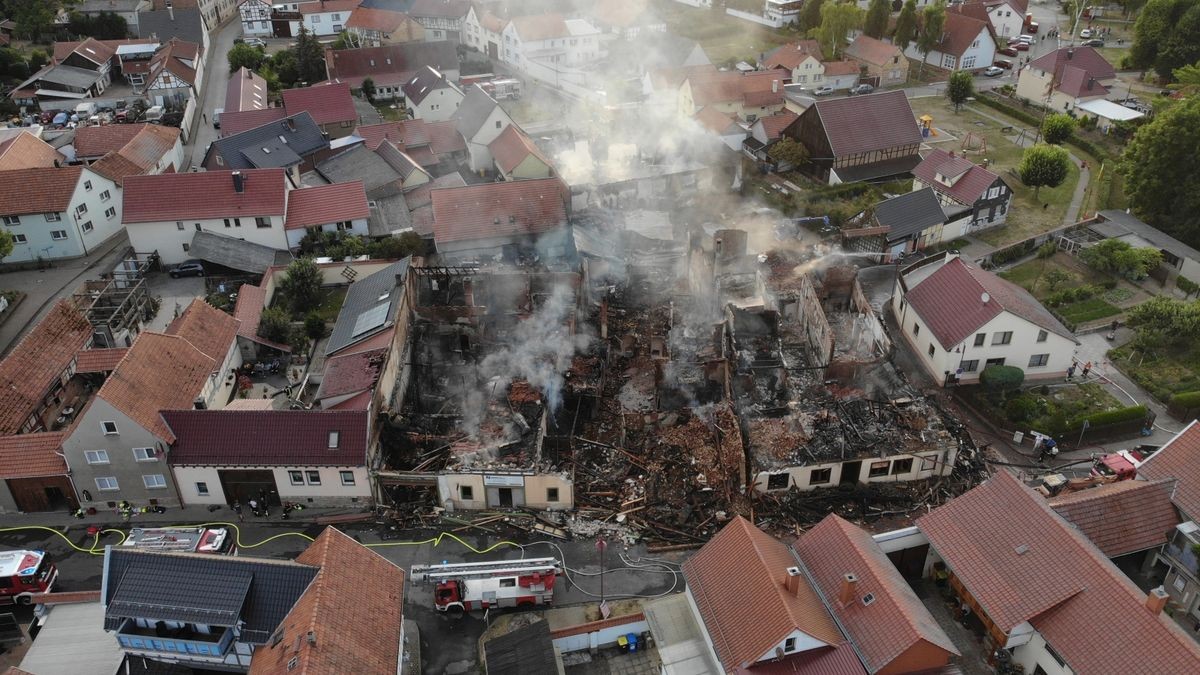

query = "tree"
[
  {"left": 293, "top": 26, "right": 326, "bottom": 85},
  {"left": 279, "top": 258, "right": 323, "bottom": 315},
  {"left": 1018, "top": 144, "right": 1071, "bottom": 197},
  {"left": 67, "top": 11, "right": 128, "bottom": 40},
  {"left": 1173, "top": 59, "right": 1200, "bottom": 92},
  {"left": 800, "top": 0, "right": 826, "bottom": 33},
  {"left": 1121, "top": 96, "right": 1200, "bottom": 248},
  {"left": 369, "top": 231, "right": 425, "bottom": 259},
  {"left": 271, "top": 49, "right": 300, "bottom": 87},
  {"left": 304, "top": 312, "right": 326, "bottom": 340},
  {"left": 1131, "top": 0, "right": 1200, "bottom": 80},
  {"left": 946, "top": 70, "right": 973, "bottom": 112},
  {"left": 1155, "top": 2, "right": 1200, "bottom": 81},
  {"left": 258, "top": 307, "right": 292, "bottom": 343},
  {"left": 916, "top": 2, "right": 947, "bottom": 77},
  {"left": 1079, "top": 239, "right": 1163, "bottom": 278},
  {"left": 361, "top": 77, "right": 376, "bottom": 103},
  {"left": 10, "top": 1, "right": 58, "bottom": 40},
  {"left": 27, "top": 49, "right": 48, "bottom": 73},
  {"left": 818, "top": 1, "right": 864, "bottom": 59},
  {"left": 1041, "top": 113, "right": 1077, "bottom": 145},
  {"left": 768, "top": 137, "right": 809, "bottom": 167},
  {"left": 1127, "top": 296, "right": 1200, "bottom": 347},
  {"left": 227, "top": 43, "right": 265, "bottom": 73},
  {"left": 864, "top": 0, "right": 891, "bottom": 38},
  {"left": 1044, "top": 268, "right": 1071, "bottom": 292},
  {"left": 894, "top": 0, "right": 919, "bottom": 53},
  {"left": 0, "top": 228, "right": 13, "bottom": 261}
]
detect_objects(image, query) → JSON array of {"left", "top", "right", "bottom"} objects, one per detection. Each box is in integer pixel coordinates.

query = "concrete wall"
[
  {"left": 412, "top": 87, "right": 463, "bottom": 122},
  {"left": 63, "top": 399, "right": 180, "bottom": 507},
  {"left": 752, "top": 447, "right": 956, "bottom": 493},
  {"left": 437, "top": 472, "right": 573, "bottom": 511},
  {"left": 464, "top": 107, "right": 514, "bottom": 171},
  {"left": 551, "top": 615, "right": 651, "bottom": 653},
  {"left": 125, "top": 214, "right": 288, "bottom": 265}
]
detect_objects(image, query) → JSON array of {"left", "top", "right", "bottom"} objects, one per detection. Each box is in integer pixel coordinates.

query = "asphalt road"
[{"left": 184, "top": 16, "right": 245, "bottom": 170}]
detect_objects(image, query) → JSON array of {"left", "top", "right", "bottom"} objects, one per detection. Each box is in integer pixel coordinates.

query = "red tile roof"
[
  {"left": 284, "top": 181, "right": 370, "bottom": 230},
  {"left": 163, "top": 409, "right": 368, "bottom": 465},
  {"left": 281, "top": 83, "right": 357, "bottom": 127},
  {"left": 807, "top": 90, "right": 922, "bottom": 158},
  {"left": 225, "top": 66, "right": 269, "bottom": 113},
  {"left": 735, "top": 641, "right": 865, "bottom": 675},
  {"left": 123, "top": 168, "right": 287, "bottom": 222},
  {"left": 694, "top": 106, "right": 739, "bottom": 135},
  {"left": 683, "top": 516, "right": 843, "bottom": 672},
  {"left": 509, "top": 14, "right": 569, "bottom": 42},
  {"left": 89, "top": 151, "right": 145, "bottom": 186},
  {"left": 97, "top": 332, "right": 215, "bottom": 442},
  {"left": 248, "top": 528, "right": 404, "bottom": 675},
  {"left": 346, "top": 6, "right": 413, "bottom": 33},
  {"left": 764, "top": 40, "right": 824, "bottom": 70},
  {"left": 688, "top": 70, "right": 785, "bottom": 107},
  {"left": 933, "top": 11, "right": 993, "bottom": 58},
  {"left": 0, "top": 300, "right": 92, "bottom": 434},
  {"left": 912, "top": 148, "right": 1002, "bottom": 206},
  {"left": 165, "top": 298, "right": 240, "bottom": 363},
  {"left": 53, "top": 38, "right": 155, "bottom": 64},
  {"left": 355, "top": 119, "right": 427, "bottom": 150},
  {"left": 1056, "top": 64, "right": 1110, "bottom": 100},
  {"left": 298, "top": 0, "right": 360, "bottom": 14},
  {"left": 903, "top": 256, "right": 1075, "bottom": 349},
  {"left": 1049, "top": 478, "right": 1180, "bottom": 558},
  {"left": 74, "top": 124, "right": 145, "bottom": 159},
  {"left": 1029, "top": 47, "right": 1115, "bottom": 97},
  {"left": 0, "top": 432, "right": 68, "bottom": 478},
  {"left": 318, "top": 347, "right": 386, "bottom": 401},
  {"left": 147, "top": 39, "right": 200, "bottom": 87},
  {"left": 918, "top": 471, "right": 1200, "bottom": 673},
  {"left": 232, "top": 282, "right": 292, "bottom": 352},
  {"left": 950, "top": 1, "right": 992, "bottom": 25},
  {"left": 431, "top": 177, "right": 569, "bottom": 245},
  {"left": 326, "top": 42, "right": 458, "bottom": 88},
  {"left": 75, "top": 348, "right": 129, "bottom": 373},
  {"left": 844, "top": 35, "right": 903, "bottom": 67},
  {"left": 487, "top": 124, "right": 553, "bottom": 174},
  {"left": 822, "top": 60, "right": 861, "bottom": 77},
  {"left": 756, "top": 111, "right": 798, "bottom": 142},
  {"left": 219, "top": 107, "right": 288, "bottom": 137},
  {"left": 0, "top": 132, "right": 65, "bottom": 170},
  {"left": 794, "top": 515, "right": 958, "bottom": 673},
  {"left": 1140, "top": 421, "right": 1200, "bottom": 519},
  {"left": 0, "top": 166, "right": 83, "bottom": 216},
  {"left": 425, "top": 119, "right": 466, "bottom": 155}
]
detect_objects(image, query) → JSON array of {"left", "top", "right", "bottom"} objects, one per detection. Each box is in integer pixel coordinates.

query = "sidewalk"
[{"left": 0, "top": 503, "right": 369, "bottom": 530}]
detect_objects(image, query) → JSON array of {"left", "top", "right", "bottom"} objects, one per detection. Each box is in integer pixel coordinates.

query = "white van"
[{"left": 213, "top": 107, "right": 223, "bottom": 129}]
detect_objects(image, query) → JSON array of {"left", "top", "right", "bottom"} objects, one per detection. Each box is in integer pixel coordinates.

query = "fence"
[
  {"left": 550, "top": 612, "right": 649, "bottom": 654},
  {"left": 724, "top": 8, "right": 787, "bottom": 28}
]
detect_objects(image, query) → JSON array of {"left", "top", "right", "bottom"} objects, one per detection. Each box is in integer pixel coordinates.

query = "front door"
[
  {"left": 840, "top": 461, "right": 862, "bottom": 486},
  {"left": 498, "top": 488, "right": 513, "bottom": 507}
]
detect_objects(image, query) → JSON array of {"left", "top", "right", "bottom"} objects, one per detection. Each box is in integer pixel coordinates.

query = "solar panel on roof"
[{"left": 351, "top": 301, "right": 391, "bottom": 338}]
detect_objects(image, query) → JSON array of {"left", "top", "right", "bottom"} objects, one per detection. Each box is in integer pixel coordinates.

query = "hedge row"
[
  {"left": 1066, "top": 404, "right": 1149, "bottom": 432},
  {"left": 1170, "top": 391, "right": 1200, "bottom": 409},
  {"left": 974, "top": 93, "right": 1115, "bottom": 163}
]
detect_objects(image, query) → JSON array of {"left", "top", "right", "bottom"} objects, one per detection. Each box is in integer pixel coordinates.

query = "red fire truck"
[
  {"left": 410, "top": 558, "right": 562, "bottom": 615},
  {"left": 122, "top": 527, "right": 235, "bottom": 554},
  {"left": 0, "top": 550, "right": 57, "bottom": 605}
]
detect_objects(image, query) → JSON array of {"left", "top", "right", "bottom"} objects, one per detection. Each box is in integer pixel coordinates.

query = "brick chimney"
[
  {"left": 783, "top": 566, "right": 803, "bottom": 595},
  {"left": 1145, "top": 586, "right": 1169, "bottom": 615},
  {"left": 839, "top": 573, "right": 858, "bottom": 606}
]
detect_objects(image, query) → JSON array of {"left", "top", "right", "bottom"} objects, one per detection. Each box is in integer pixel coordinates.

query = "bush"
[
  {"left": 1067, "top": 405, "right": 1149, "bottom": 431},
  {"left": 1100, "top": 278, "right": 1118, "bottom": 290},
  {"left": 981, "top": 365, "right": 1025, "bottom": 392},
  {"left": 304, "top": 312, "right": 326, "bottom": 340},
  {"left": 258, "top": 307, "right": 291, "bottom": 343},
  {"left": 1005, "top": 396, "right": 1041, "bottom": 423},
  {"left": 1170, "top": 391, "right": 1200, "bottom": 409}
]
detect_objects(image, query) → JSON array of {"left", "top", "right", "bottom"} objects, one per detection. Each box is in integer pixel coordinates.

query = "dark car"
[
  {"left": 1082, "top": 38, "right": 1105, "bottom": 47},
  {"left": 998, "top": 46, "right": 1019, "bottom": 57},
  {"left": 169, "top": 260, "right": 205, "bottom": 278},
  {"left": 849, "top": 83, "right": 874, "bottom": 95},
  {"left": 994, "top": 59, "right": 1014, "bottom": 70},
  {"left": 1014, "top": 41, "right": 1031, "bottom": 51}
]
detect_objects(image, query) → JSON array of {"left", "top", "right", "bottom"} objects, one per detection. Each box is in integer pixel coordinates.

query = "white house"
[
  {"left": 0, "top": 166, "right": 124, "bottom": 263},
  {"left": 121, "top": 169, "right": 289, "bottom": 264},
  {"left": 402, "top": 65, "right": 464, "bottom": 121},
  {"left": 143, "top": 39, "right": 204, "bottom": 110},
  {"left": 892, "top": 253, "right": 1078, "bottom": 385},
  {"left": 904, "top": 10, "right": 996, "bottom": 71},
  {"left": 296, "top": 0, "right": 359, "bottom": 37},
  {"left": 762, "top": 40, "right": 826, "bottom": 86},
  {"left": 237, "top": 0, "right": 273, "bottom": 37},
  {"left": 1016, "top": 47, "right": 1116, "bottom": 113},
  {"left": 453, "top": 84, "right": 515, "bottom": 172},
  {"left": 283, "top": 181, "right": 371, "bottom": 250},
  {"left": 968, "top": 0, "right": 1028, "bottom": 39},
  {"left": 499, "top": 14, "right": 605, "bottom": 87},
  {"left": 462, "top": 4, "right": 507, "bottom": 59}
]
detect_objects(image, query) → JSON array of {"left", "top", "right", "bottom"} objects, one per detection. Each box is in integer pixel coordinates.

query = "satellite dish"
[{"left": 981, "top": 292, "right": 990, "bottom": 304}]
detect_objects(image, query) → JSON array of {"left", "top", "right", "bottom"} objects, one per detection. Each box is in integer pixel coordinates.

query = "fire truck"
[
  {"left": 410, "top": 558, "right": 562, "bottom": 615},
  {"left": 123, "top": 527, "right": 235, "bottom": 554},
  {"left": 0, "top": 550, "right": 57, "bottom": 605}
]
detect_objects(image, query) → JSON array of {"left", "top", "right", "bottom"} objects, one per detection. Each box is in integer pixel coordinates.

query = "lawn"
[
  {"left": 653, "top": 0, "right": 791, "bottom": 64},
  {"left": 312, "top": 286, "right": 349, "bottom": 324},
  {"left": 375, "top": 104, "right": 405, "bottom": 121},
  {"left": 1109, "top": 343, "right": 1200, "bottom": 403},
  {"left": 1095, "top": 47, "right": 1129, "bottom": 69},
  {"left": 999, "top": 252, "right": 1109, "bottom": 299},
  {"left": 967, "top": 382, "right": 1124, "bottom": 434},
  {"left": 1057, "top": 297, "right": 1121, "bottom": 324}
]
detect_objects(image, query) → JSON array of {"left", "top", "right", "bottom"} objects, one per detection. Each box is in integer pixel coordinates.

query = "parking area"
[{"left": 144, "top": 272, "right": 205, "bottom": 332}]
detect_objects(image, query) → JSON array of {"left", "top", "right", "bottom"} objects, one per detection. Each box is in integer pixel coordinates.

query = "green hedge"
[
  {"left": 1067, "top": 404, "right": 1149, "bottom": 432},
  {"left": 1170, "top": 391, "right": 1200, "bottom": 408},
  {"left": 974, "top": 93, "right": 1114, "bottom": 163}
]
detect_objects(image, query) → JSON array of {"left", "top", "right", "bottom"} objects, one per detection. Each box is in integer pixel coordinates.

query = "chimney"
[
  {"left": 783, "top": 567, "right": 803, "bottom": 595},
  {"left": 839, "top": 573, "right": 858, "bottom": 606},
  {"left": 286, "top": 117, "right": 296, "bottom": 131},
  {"left": 1146, "top": 587, "right": 1169, "bottom": 615},
  {"left": 193, "top": 397, "right": 206, "bottom": 410},
  {"left": 232, "top": 171, "right": 244, "bottom": 193},
  {"left": 1087, "top": 77, "right": 1095, "bottom": 90},
  {"left": 1067, "top": 48, "right": 1074, "bottom": 60}
]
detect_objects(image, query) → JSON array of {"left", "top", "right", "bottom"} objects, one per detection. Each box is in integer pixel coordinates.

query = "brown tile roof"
[
  {"left": 683, "top": 516, "right": 843, "bottom": 671},
  {"left": 903, "top": 256, "right": 1076, "bottom": 349},
  {"left": 89, "top": 151, "right": 145, "bottom": 186},
  {"left": 1029, "top": 47, "right": 1115, "bottom": 91},
  {"left": 346, "top": 6, "right": 412, "bottom": 33},
  {"left": 355, "top": 119, "right": 427, "bottom": 150},
  {"left": 424, "top": 119, "right": 466, "bottom": 155},
  {"left": 123, "top": 168, "right": 287, "bottom": 222},
  {"left": 0, "top": 432, "right": 68, "bottom": 478},
  {"left": 764, "top": 40, "right": 824, "bottom": 70},
  {"left": 918, "top": 471, "right": 1200, "bottom": 673},
  {"left": 807, "top": 90, "right": 922, "bottom": 158},
  {"left": 165, "top": 298, "right": 240, "bottom": 363},
  {"left": 1140, "top": 421, "right": 1200, "bottom": 519},
  {"left": 219, "top": 107, "right": 288, "bottom": 137},
  {"left": 912, "top": 148, "right": 1002, "bottom": 206},
  {"left": 734, "top": 641, "right": 865, "bottom": 674},
  {"left": 844, "top": 35, "right": 903, "bottom": 67},
  {"left": 794, "top": 515, "right": 958, "bottom": 673},
  {"left": 281, "top": 83, "right": 357, "bottom": 127},
  {"left": 284, "top": 181, "right": 370, "bottom": 230},
  {"left": 0, "top": 132, "right": 65, "bottom": 170},
  {"left": 756, "top": 111, "right": 798, "bottom": 142},
  {"left": 248, "top": 528, "right": 404, "bottom": 675},
  {"left": 822, "top": 60, "right": 861, "bottom": 77},
  {"left": 487, "top": 124, "right": 553, "bottom": 174},
  {"left": 1049, "top": 478, "right": 1180, "bottom": 558},
  {"left": 510, "top": 14, "right": 569, "bottom": 42},
  {"left": 74, "top": 124, "right": 147, "bottom": 159},
  {"left": 694, "top": 106, "right": 739, "bottom": 135},
  {"left": 298, "top": 0, "right": 360, "bottom": 13},
  {"left": 75, "top": 347, "right": 129, "bottom": 373},
  {"left": 225, "top": 66, "right": 269, "bottom": 113},
  {"left": 97, "top": 332, "right": 215, "bottom": 442},
  {"left": 163, "top": 409, "right": 368, "bottom": 465},
  {"left": 431, "top": 177, "right": 569, "bottom": 245},
  {"left": 688, "top": 70, "right": 785, "bottom": 107},
  {"left": 1056, "top": 64, "right": 1110, "bottom": 100},
  {"left": 56, "top": 37, "right": 116, "bottom": 66},
  {"left": 949, "top": 2, "right": 993, "bottom": 26},
  {"left": 326, "top": 42, "right": 458, "bottom": 88},
  {"left": 0, "top": 166, "right": 83, "bottom": 216},
  {"left": 147, "top": 39, "right": 200, "bottom": 87},
  {"left": 933, "top": 11, "right": 993, "bottom": 59},
  {"left": 232, "top": 282, "right": 292, "bottom": 352},
  {"left": 317, "top": 347, "right": 386, "bottom": 401},
  {"left": 0, "top": 300, "right": 92, "bottom": 434},
  {"left": 117, "top": 124, "right": 180, "bottom": 169}
]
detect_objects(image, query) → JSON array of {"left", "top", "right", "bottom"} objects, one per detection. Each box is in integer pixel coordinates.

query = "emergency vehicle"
[
  {"left": 1091, "top": 445, "right": 1159, "bottom": 480},
  {"left": 410, "top": 557, "right": 562, "bottom": 615},
  {"left": 122, "top": 527, "right": 235, "bottom": 554},
  {"left": 0, "top": 550, "right": 57, "bottom": 605}
]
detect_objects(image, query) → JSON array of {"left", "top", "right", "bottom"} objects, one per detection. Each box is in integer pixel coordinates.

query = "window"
[
  {"left": 861, "top": 593, "right": 876, "bottom": 606},
  {"left": 2, "top": 215, "right": 19, "bottom": 225},
  {"left": 960, "top": 359, "right": 979, "bottom": 373},
  {"left": 132, "top": 447, "right": 157, "bottom": 462},
  {"left": 974, "top": 333, "right": 986, "bottom": 347},
  {"left": 101, "top": 421, "right": 118, "bottom": 435},
  {"left": 76, "top": 203, "right": 87, "bottom": 216},
  {"left": 496, "top": 120, "right": 502, "bottom": 129},
  {"left": 196, "top": 482, "right": 210, "bottom": 496},
  {"left": 100, "top": 190, "right": 111, "bottom": 202},
  {"left": 810, "top": 468, "right": 832, "bottom": 485},
  {"left": 216, "top": 155, "right": 224, "bottom": 166},
  {"left": 11, "top": 233, "right": 25, "bottom": 243},
  {"left": 50, "top": 230, "right": 68, "bottom": 240},
  {"left": 312, "top": 14, "right": 320, "bottom": 22},
  {"left": 289, "top": 470, "right": 304, "bottom": 485},
  {"left": 784, "top": 637, "right": 797, "bottom": 652},
  {"left": 143, "top": 474, "right": 167, "bottom": 489},
  {"left": 306, "top": 470, "right": 321, "bottom": 485},
  {"left": 985, "top": 357, "right": 1006, "bottom": 367},
  {"left": 195, "top": 223, "right": 202, "bottom": 231},
  {"left": 1044, "top": 642, "right": 1067, "bottom": 668},
  {"left": 459, "top": 485, "right": 474, "bottom": 500},
  {"left": 45, "top": 212, "right": 61, "bottom": 221},
  {"left": 224, "top": 218, "right": 232, "bottom": 228},
  {"left": 920, "top": 454, "right": 938, "bottom": 471},
  {"left": 913, "top": 322, "right": 920, "bottom": 336},
  {"left": 182, "top": 242, "right": 190, "bottom": 252},
  {"left": 81, "top": 221, "right": 93, "bottom": 233},
  {"left": 499, "top": 578, "right": 516, "bottom": 588},
  {"left": 868, "top": 461, "right": 889, "bottom": 478},
  {"left": 992, "top": 331, "right": 1013, "bottom": 345},
  {"left": 96, "top": 477, "right": 119, "bottom": 491},
  {"left": 988, "top": 186, "right": 1000, "bottom": 199},
  {"left": 256, "top": 217, "right": 271, "bottom": 228},
  {"left": 104, "top": 207, "right": 115, "bottom": 219},
  {"left": 1028, "top": 354, "right": 1050, "bottom": 367},
  {"left": 767, "top": 473, "right": 790, "bottom": 490},
  {"left": 1037, "top": 329, "right": 1048, "bottom": 343},
  {"left": 891, "top": 458, "right": 914, "bottom": 474},
  {"left": 328, "top": 431, "right": 339, "bottom": 448},
  {"left": 176, "top": 221, "right": 184, "bottom": 230},
  {"left": 340, "top": 471, "right": 355, "bottom": 486},
  {"left": 332, "top": 13, "right": 340, "bottom": 20},
  {"left": 928, "top": 344, "right": 936, "bottom": 357},
  {"left": 85, "top": 450, "right": 110, "bottom": 464},
  {"left": 84, "top": 180, "right": 93, "bottom": 191},
  {"left": 963, "top": 56, "right": 976, "bottom": 69}
]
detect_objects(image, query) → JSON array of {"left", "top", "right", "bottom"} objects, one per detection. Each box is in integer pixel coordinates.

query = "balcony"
[
  {"left": 1164, "top": 523, "right": 1200, "bottom": 578},
  {"left": 116, "top": 619, "right": 235, "bottom": 659}
]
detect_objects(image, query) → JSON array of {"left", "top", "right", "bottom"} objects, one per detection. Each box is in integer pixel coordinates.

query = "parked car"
[
  {"left": 169, "top": 260, "right": 205, "bottom": 278},
  {"left": 849, "top": 84, "right": 874, "bottom": 95},
  {"left": 1017, "top": 34, "right": 1035, "bottom": 43},
  {"left": 983, "top": 66, "right": 1005, "bottom": 77},
  {"left": 1014, "top": 41, "right": 1031, "bottom": 51},
  {"left": 1082, "top": 38, "right": 1105, "bottom": 47},
  {"left": 998, "top": 46, "right": 1019, "bottom": 57},
  {"left": 994, "top": 59, "right": 1014, "bottom": 70},
  {"left": 1079, "top": 28, "right": 1093, "bottom": 39},
  {"left": 243, "top": 38, "right": 267, "bottom": 48},
  {"left": 813, "top": 85, "right": 836, "bottom": 96}
]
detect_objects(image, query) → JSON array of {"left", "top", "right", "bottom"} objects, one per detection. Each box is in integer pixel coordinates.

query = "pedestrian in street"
[
  {"left": 248, "top": 498, "right": 259, "bottom": 516},
  {"left": 1067, "top": 363, "right": 1076, "bottom": 380},
  {"left": 202, "top": 113, "right": 207, "bottom": 124},
  {"left": 1082, "top": 361, "right": 1092, "bottom": 378},
  {"left": 234, "top": 501, "right": 244, "bottom": 523}
]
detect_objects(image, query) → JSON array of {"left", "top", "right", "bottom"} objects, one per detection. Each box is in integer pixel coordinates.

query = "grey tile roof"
[
  {"left": 874, "top": 187, "right": 946, "bottom": 242},
  {"left": 190, "top": 230, "right": 293, "bottom": 274},
  {"left": 207, "top": 112, "right": 328, "bottom": 170},
  {"left": 326, "top": 258, "right": 410, "bottom": 355},
  {"left": 317, "top": 144, "right": 403, "bottom": 193},
  {"left": 454, "top": 85, "right": 500, "bottom": 142},
  {"left": 1096, "top": 210, "right": 1200, "bottom": 264},
  {"left": 18, "top": 64, "right": 104, "bottom": 90},
  {"left": 136, "top": 9, "right": 206, "bottom": 46},
  {"left": 368, "top": 187, "right": 413, "bottom": 237},
  {"left": 102, "top": 548, "right": 319, "bottom": 643},
  {"left": 484, "top": 620, "right": 559, "bottom": 675}
]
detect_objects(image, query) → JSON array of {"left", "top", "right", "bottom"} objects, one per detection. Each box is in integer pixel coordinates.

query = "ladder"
[{"left": 410, "top": 557, "right": 560, "bottom": 582}]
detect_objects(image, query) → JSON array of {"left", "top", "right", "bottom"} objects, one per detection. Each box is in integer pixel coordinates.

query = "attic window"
[
  {"left": 287, "top": 656, "right": 299, "bottom": 671},
  {"left": 328, "top": 431, "right": 340, "bottom": 449},
  {"left": 1015, "top": 544, "right": 1030, "bottom": 555},
  {"left": 262, "top": 147, "right": 271, "bottom": 154},
  {"left": 862, "top": 593, "right": 876, "bottom": 606},
  {"left": 278, "top": 135, "right": 288, "bottom": 144}
]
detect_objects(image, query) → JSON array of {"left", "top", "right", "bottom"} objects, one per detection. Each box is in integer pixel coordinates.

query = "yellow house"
[{"left": 488, "top": 125, "right": 554, "bottom": 181}]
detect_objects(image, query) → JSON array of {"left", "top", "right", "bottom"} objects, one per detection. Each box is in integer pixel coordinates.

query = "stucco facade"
[
  {"left": 437, "top": 472, "right": 573, "bottom": 511},
  {"left": 172, "top": 465, "right": 372, "bottom": 507},
  {"left": 1, "top": 169, "right": 124, "bottom": 263},
  {"left": 63, "top": 400, "right": 181, "bottom": 507},
  {"left": 125, "top": 213, "right": 287, "bottom": 264}
]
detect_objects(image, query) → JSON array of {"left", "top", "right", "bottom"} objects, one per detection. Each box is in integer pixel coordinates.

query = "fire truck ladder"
[
  {"left": 132, "top": 535, "right": 196, "bottom": 551},
  {"left": 409, "top": 557, "right": 561, "bottom": 582}
]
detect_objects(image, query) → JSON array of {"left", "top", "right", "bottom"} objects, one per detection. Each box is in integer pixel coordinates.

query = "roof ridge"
[{"left": 1048, "top": 476, "right": 1176, "bottom": 505}]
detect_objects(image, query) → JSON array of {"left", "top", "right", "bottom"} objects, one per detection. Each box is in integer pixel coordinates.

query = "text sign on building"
[{"left": 483, "top": 475, "right": 524, "bottom": 487}]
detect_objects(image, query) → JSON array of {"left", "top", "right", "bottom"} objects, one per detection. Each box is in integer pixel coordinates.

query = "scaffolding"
[{"left": 72, "top": 248, "right": 159, "bottom": 348}]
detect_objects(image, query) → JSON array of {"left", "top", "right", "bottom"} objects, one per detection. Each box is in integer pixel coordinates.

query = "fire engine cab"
[
  {"left": 410, "top": 558, "right": 562, "bottom": 615},
  {"left": 0, "top": 549, "right": 57, "bottom": 605}
]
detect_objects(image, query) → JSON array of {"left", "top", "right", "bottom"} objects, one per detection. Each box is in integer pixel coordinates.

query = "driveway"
[
  {"left": 183, "top": 16, "right": 245, "bottom": 169},
  {"left": 144, "top": 273, "right": 206, "bottom": 332}
]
